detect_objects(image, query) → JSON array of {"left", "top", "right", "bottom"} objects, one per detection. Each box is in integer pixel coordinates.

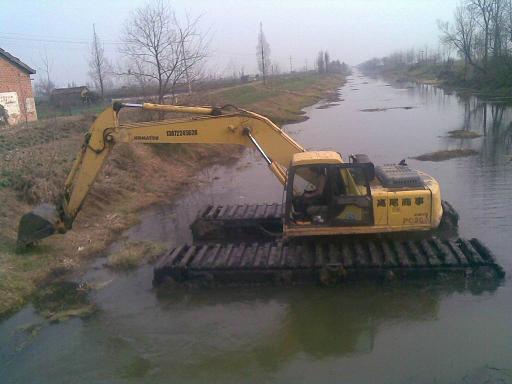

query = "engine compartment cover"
[{"left": 375, "top": 164, "right": 424, "bottom": 188}]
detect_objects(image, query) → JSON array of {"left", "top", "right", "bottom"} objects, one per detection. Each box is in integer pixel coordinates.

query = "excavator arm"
[{"left": 17, "top": 102, "right": 305, "bottom": 246}]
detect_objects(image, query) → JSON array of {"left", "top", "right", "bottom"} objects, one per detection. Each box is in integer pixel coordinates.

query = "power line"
[
  {"left": 0, "top": 33, "right": 122, "bottom": 45},
  {"left": 0, "top": 33, "right": 258, "bottom": 58}
]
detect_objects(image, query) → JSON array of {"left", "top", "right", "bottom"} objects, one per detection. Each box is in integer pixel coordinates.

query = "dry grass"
[
  {"left": 0, "top": 72, "right": 345, "bottom": 318},
  {"left": 179, "top": 73, "right": 344, "bottom": 124},
  {"left": 105, "top": 241, "right": 166, "bottom": 269}
]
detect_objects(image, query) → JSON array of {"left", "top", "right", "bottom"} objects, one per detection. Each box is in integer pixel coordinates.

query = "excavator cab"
[{"left": 284, "top": 151, "right": 374, "bottom": 235}]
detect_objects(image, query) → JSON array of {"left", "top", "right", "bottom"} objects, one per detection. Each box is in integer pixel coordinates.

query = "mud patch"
[
  {"left": 323, "top": 90, "right": 342, "bottom": 103},
  {"left": 447, "top": 130, "right": 482, "bottom": 139},
  {"left": 361, "top": 108, "right": 387, "bottom": 112},
  {"left": 32, "top": 281, "right": 95, "bottom": 322},
  {"left": 412, "top": 149, "right": 479, "bottom": 161},
  {"left": 360, "top": 106, "right": 415, "bottom": 112},
  {"left": 316, "top": 103, "right": 340, "bottom": 110}
]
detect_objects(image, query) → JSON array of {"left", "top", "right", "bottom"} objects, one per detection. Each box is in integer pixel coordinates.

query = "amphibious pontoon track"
[
  {"left": 153, "top": 237, "right": 504, "bottom": 286},
  {"left": 190, "top": 203, "right": 284, "bottom": 241},
  {"left": 190, "top": 201, "right": 460, "bottom": 242}
]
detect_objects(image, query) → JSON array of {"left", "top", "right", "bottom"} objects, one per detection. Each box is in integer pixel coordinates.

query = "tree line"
[
  {"left": 36, "top": 1, "right": 351, "bottom": 104},
  {"left": 359, "top": 0, "right": 512, "bottom": 90},
  {"left": 36, "top": 0, "right": 208, "bottom": 104},
  {"left": 439, "top": 0, "right": 512, "bottom": 83},
  {"left": 256, "top": 24, "right": 349, "bottom": 83}
]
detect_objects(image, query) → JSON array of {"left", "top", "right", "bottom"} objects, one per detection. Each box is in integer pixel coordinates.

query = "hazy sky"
[{"left": 0, "top": 0, "right": 460, "bottom": 86}]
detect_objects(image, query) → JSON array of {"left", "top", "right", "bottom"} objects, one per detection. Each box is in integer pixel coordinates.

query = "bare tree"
[
  {"left": 316, "top": 51, "right": 325, "bottom": 73},
  {"left": 439, "top": 5, "right": 484, "bottom": 76},
  {"left": 256, "top": 22, "right": 271, "bottom": 84},
  {"left": 176, "top": 15, "right": 209, "bottom": 95},
  {"left": 490, "top": 0, "right": 506, "bottom": 57},
  {"left": 324, "top": 51, "right": 330, "bottom": 73},
  {"left": 120, "top": 1, "right": 209, "bottom": 104},
  {"left": 508, "top": 0, "right": 512, "bottom": 50},
  {"left": 468, "top": 0, "right": 494, "bottom": 67},
  {"left": 35, "top": 50, "right": 55, "bottom": 97},
  {"left": 89, "top": 24, "right": 111, "bottom": 98}
]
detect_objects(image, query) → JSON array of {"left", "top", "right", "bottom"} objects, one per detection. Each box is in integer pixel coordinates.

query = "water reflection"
[
  {"left": 0, "top": 271, "right": 506, "bottom": 384},
  {"left": 155, "top": 280, "right": 500, "bottom": 368},
  {"left": 415, "top": 83, "right": 512, "bottom": 164}
]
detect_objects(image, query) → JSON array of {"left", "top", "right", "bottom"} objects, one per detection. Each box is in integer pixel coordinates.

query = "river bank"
[
  {"left": 363, "top": 63, "right": 512, "bottom": 98},
  {"left": 0, "top": 73, "right": 345, "bottom": 318}
]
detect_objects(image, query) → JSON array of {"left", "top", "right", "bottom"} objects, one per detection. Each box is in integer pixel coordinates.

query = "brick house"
[{"left": 0, "top": 47, "right": 37, "bottom": 125}]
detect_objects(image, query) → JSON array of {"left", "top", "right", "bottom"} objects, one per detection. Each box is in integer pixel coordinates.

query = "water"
[{"left": 2, "top": 72, "right": 512, "bottom": 383}]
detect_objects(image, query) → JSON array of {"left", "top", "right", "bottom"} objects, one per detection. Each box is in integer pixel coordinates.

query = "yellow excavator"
[
  {"left": 17, "top": 101, "right": 445, "bottom": 246},
  {"left": 19, "top": 101, "right": 505, "bottom": 284}
]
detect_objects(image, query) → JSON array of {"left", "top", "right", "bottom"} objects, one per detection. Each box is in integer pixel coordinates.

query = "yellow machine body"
[
  {"left": 17, "top": 102, "right": 443, "bottom": 246},
  {"left": 283, "top": 151, "right": 443, "bottom": 238}
]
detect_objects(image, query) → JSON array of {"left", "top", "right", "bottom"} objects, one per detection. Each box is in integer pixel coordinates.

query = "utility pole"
[{"left": 289, "top": 56, "right": 293, "bottom": 73}]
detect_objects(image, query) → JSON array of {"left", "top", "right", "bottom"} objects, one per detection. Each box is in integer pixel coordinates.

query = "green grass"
[
  {"left": 216, "top": 73, "right": 336, "bottom": 105},
  {"left": 0, "top": 237, "right": 61, "bottom": 317},
  {"left": 216, "top": 85, "right": 280, "bottom": 105},
  {"left": 35, "top": 101, "right": 109, "bottom": 119},
  {"left": 268, "top": 73, "right": 326, "bottom": 92},
  {"left": 0, "top": 118, "right": 86, "bottom": 155},
  {"left": 379, "top": 61, "right": 512, "bottom": 97},
  {"left": 406, "top": 64, "right": 442, "bottom": 80}
]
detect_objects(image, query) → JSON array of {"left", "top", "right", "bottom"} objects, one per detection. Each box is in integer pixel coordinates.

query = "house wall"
[{"left": 0, "top": 56, "right": 37, "bottom": 125}]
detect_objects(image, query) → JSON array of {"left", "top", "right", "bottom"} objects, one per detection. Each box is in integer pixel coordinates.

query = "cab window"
[{"left": 332, "top": 166, "right": 368, "bottom": 196}]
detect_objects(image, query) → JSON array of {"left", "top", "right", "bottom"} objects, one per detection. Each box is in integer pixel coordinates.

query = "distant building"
[
  {"left": 50, "top": 86, "right": 92, "bottom": 107},
  {"left": 241, "top": 74, "right": 260, "bottom": 83},
  {"left": 0, "top": 48, "right": 37, "bottom": 125}
]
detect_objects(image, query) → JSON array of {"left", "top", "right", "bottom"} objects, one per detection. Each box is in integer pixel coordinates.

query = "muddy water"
[{"left": 2, "top": 72, "right": 512, "bottom": 383}]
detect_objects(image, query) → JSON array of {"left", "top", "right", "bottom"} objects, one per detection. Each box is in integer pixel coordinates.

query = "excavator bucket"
[{"left": 17, "top": 203, "right": 59, "bottom": 247}]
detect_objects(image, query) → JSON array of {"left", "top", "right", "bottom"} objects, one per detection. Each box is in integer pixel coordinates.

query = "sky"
[{"left": 0, "top": 0, "right": 461, "bottom": 87}]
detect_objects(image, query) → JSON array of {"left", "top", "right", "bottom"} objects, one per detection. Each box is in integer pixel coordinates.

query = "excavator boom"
[{"left": 17, "top": 102, "right": 304, "bottom": 246}]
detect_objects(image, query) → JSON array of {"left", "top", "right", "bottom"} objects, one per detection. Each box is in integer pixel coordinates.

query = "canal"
[{"left": 1, "top": 71, "right": 512, "bottom": 383}]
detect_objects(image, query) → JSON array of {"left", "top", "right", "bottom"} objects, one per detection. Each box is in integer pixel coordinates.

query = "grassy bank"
[
  {"left": 365, "top": 62, "right": 512, "bottom": 97},
  {"left": 0, "top": 72, "right": 344, "bottom": 318},
  {"left": 35, "top": 100, "right": 111, "bottom": 120}
]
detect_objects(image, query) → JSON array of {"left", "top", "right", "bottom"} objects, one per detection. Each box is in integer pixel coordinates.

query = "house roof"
[{"left": 0, "top": 47, "right": 36, "bottom": 75}]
